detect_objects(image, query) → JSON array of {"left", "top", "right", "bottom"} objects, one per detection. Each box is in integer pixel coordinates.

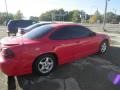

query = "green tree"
[
  {"left": 116, "top": 15, "right": 120, "bottom": 24},
  {"left": 89, "top": 15, "right": 97, "bottom": 24},
  {"left": 0, "top": 12, "right": 14, "bottom": 25},
  {"left": 14, "top": 10, "right": 23, "bottom": 20},
  {"left": 89, "top": 10, "right": 102, "bottom": 24},
  {"left": 39, "top": 9, "right": 67, "bottom": 21},
  {"left": 72, "top": 10, "right": 81, "bottom": 23},
  {"left": 39, "top": 9, "right": 87, "bottom": 22},
  {"left": 106, "top": 12, "right": 116, "bottom": 23},
  {"left": 80, "top": 10, "right": 86, "bottom": 23},
  {"left": 57, "top": 9, "right": 67, "bottom": 21},
  {"left": 94, "top": 10, "right": 102, "bottom": 23},
  {"left": 67, "top": 11, "right": 74, "bottom": 21},
  {"left": 85, "top": 14, "right": 90, "bottom": 23},
  {"left": 39, "top": 13, "right": 51, "bottom": 21},
  {"left": 29, "top": 16, "right": 39, "bottom": 22}
]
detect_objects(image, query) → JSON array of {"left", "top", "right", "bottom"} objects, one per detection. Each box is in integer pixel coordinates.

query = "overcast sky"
[{"left": 0, "top": 0, "right": 120, "bottom": 18}]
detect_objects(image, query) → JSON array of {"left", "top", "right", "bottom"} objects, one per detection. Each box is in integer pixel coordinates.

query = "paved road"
[{"left": 13, "top": 53, "right": 120, "bottom": 90}]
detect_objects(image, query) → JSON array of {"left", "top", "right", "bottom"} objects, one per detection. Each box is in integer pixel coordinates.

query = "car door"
[
  {"left": 49, "top": 26, "right": 80, "bottom": 64},
  {"left": 75, "top": 36, "right": 98, "bottom": 58},
  {"left": 70, "top": 26, "right": 98, "bottom": 59}
]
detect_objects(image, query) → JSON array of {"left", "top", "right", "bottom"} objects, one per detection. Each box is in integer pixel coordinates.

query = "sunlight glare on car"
[{"left": 113, "top": 74, "right": 120, "bottom": 85}]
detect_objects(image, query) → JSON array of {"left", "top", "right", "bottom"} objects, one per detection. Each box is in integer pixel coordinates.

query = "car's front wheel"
[
  {"left": 33, "top": 54, "right": 56, "bottom": 76},
  {"left": 99, "top": 40, "right": 109, "bottom": 54}
]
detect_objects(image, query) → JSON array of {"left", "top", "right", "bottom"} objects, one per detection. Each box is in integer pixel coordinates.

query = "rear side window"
[
  {"left": 23, "top": 25, "right": 52, "bottom": 39},
  {"left": 50, "top": 25, "right": 93, "bottom": 40}
]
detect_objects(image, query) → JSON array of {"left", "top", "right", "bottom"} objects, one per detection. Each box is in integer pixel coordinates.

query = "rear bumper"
[{"left": 0, "top": 55, "right": 32, "bottom": 76}]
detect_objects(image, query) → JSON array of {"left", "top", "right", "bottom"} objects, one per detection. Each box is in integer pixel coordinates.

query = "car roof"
[{"left": 50, "top": 23, "right": 81, "bottom": 28}]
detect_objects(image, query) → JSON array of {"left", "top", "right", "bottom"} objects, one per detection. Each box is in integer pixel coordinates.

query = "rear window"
[
  {"left": 24, "top": 23, "right": 40, "bottom": 30},
  {"left": 23, "top": 25, "right": 52, "bottom": 39},
  {"left": 24, "top": 23, "right": 51, "bottom": 31}
]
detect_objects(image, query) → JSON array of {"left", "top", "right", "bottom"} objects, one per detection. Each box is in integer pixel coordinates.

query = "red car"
[{"left": 0, "top": 24, "right": 110, "bottom": 76}]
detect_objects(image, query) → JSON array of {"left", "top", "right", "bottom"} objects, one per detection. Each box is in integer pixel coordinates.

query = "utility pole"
[
  {"left": 113, "top": 8, "right": 117, "bottom": 17},
  {"left": 113, "top": 8, "right": 117, "bottom": 15},
  {"left": 5, "top": 0, "right": 8, "bottom": 16},
  {"left": 52, "top": 12, "right": 55, "bottom": 22},
  {"left": 5, "top": 0, "right": 9, "bottom": 25},
  {"left": 103, "top": 0, "right": 110, "bottom": 31}
]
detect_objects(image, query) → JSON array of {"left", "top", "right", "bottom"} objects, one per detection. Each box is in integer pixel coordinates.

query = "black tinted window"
[
  {"left": 23, "top": 25, "right": 52, "bottom": 39},
  {"left": 50, "top": 26, "right": 93, "bottom": 40}
]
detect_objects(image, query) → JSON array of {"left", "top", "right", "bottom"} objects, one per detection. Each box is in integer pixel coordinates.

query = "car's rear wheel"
[
  {"left": 33, "top": 54, "right": 56, "bottom": 76},
  {"left": 99, "top": 40, "right": 109, "bottom": 54}
]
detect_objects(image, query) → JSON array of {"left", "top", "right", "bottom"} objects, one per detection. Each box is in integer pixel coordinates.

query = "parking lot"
[{"left": 0, "top": 24, "right": 120, "bottom": 90}]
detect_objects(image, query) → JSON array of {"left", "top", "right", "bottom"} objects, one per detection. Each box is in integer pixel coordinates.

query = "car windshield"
[{"left": 23, "top": 24, "right": 52, "bottom": 39}]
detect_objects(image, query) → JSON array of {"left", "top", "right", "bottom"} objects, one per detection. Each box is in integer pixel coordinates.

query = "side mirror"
[{"left": 89, "top": 32, "right": 96, "bottom": 37}]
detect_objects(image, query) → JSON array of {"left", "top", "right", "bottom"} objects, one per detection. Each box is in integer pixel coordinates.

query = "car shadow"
[
  {"left": 8, "top": 46, "right": 120, "bottom": 90},
  {"left": 98, "top": 46, "right": 120, "bottom": 66}
]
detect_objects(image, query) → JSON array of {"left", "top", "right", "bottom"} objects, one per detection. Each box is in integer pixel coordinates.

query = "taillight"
[{"left": 1, "top": 48, "right": 15, "bottom": 58}]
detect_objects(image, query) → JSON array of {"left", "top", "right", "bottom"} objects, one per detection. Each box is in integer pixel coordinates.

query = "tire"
[
  {"left": 98, "top": 40, "right": 109, "bottom": 54},
  {"left": 33, "top": 54, "right": 56, "bottom": 76}
]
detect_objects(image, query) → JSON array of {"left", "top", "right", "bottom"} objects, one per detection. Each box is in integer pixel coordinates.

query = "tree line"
[
  {"left": 0, "top": 9, "right": 120, "bottom": 25},
  {"left": 0, "top": 10, "right": 23, "bottom": 25},
  {"left": 39, "top": 9, "right": 120, "bottom": 24}
]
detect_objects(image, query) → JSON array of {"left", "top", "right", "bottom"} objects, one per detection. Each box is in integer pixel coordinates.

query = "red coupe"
[{"left": 0, "top": 24, "right": 110, "bottom": 76}]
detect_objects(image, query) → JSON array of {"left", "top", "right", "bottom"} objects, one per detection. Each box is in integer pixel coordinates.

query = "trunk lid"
[{"left": 0, "top": 36, "right": 22, "bottom": 46}]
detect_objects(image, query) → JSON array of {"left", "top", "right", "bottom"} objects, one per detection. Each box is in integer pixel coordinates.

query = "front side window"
[{"left": 50, "top": 25, "right": 93, "bottom": 40}]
